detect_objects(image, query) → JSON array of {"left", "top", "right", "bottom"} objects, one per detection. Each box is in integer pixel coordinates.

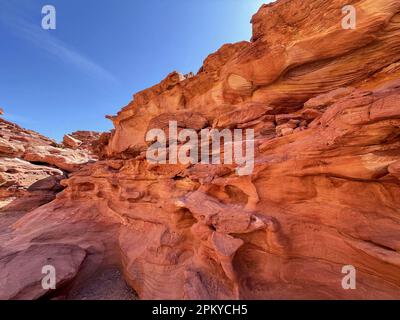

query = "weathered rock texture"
[
  {"left": 0, "top": 112, "right": 94, "bottom": 232},
  {"left": 1, "top": 0, "right": 400, "bottom": 300},
  {"left": 63, "top": 131, "right": 101, "bottom": 153}
]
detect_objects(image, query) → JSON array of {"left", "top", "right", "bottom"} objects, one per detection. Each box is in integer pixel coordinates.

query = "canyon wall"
[{"left": 1, "top": 0, "right": 400, "bottom": 300}]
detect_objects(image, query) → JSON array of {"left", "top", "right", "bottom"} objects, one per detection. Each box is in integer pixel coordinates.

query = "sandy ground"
[{"left": 67, "top": 267, "right": 138, "bottom": 300}]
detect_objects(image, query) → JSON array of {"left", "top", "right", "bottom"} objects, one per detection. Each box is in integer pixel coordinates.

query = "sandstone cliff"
[{"left": 1, "top": 0, "right": 400, "bottom": 300}]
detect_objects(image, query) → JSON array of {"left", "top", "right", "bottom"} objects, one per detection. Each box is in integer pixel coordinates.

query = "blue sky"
[{"left": 0, "top": 0, "right": 267, "bottom": 141}]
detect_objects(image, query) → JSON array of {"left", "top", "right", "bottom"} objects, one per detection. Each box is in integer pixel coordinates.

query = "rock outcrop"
[
  {"left": 1, "top": 0, "right": 400, "bottom": 300},
  {"left": 0, "top": 111, "right": 95, "bottom": 225},
  {"left": 63, "top": 131, "right": 101, "bottom": 153}
]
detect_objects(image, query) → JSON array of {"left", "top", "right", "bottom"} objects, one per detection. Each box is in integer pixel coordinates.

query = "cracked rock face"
[{"left": 1, "top": 0, "right": 400, "bottom": 300}]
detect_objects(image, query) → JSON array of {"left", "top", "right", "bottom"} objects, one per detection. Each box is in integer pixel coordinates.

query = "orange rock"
[
  {"left": 1, "top": 0, "right": 400, "bottom": 300},
  {"left": 62, "top": 134, "right": 82, "bottom": 150},
  {"left": 66, "top": 131, "right": 102, "bottom": 152},
  {"left": 23, "top": 145, "right": 94, "bottom": 172}
]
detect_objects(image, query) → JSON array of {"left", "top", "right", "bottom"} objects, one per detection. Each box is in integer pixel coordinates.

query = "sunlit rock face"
[
  {"left": 1, "top": 0, "right": 400, "bottom": 300},
  {"left": 0, "top": 113, "right": 98, "bottom": 259},
  {"left": 63, "top": 131, "right": 102, "bottom": 152}
]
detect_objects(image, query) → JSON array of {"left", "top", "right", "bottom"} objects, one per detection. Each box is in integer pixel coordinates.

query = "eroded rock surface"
[
  {"left": 63, "top": 131, "right": 101, "bottom": 153},
  {"left": 0, "top": 111, "right": 94, "bottom": 239},
  {"left": 1, "top": 0, "right": 400, "bottom": 300}
]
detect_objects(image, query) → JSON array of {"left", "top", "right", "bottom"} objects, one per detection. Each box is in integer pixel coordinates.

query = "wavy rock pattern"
[{"left": 1, "top": 0, "right": 400, "bottom": 300}]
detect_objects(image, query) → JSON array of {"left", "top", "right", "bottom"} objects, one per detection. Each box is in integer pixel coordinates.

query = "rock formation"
[
  {"left": 0, "top": 111, "right": 96, "bottom": 237},
  {"left": 1, "top": 0, "right": 400, "bottom": 300},
  {"left": 63, "top": 131, "right": 101, "bottom": 152}
]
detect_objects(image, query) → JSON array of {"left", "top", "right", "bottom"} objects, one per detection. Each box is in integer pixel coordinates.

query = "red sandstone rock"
[
  {"left": 63, "top": 131, "right": 101, "bottom": 152},
  {"left": 63, "top": 134, "right": 82, "bottom": 150},
  {"left": 0, "top": 117, "right": 56, "bottom": 151},
  {"left": 0, "top": 110, "right": 95, "bottom": 232},
  {"left": 0, "top": 158, "right": 62, "bottom": 189},
  {"left": 0, "top": 244, "right": 87, "bottom": 300},
  {"left": 23, "top": 145, "right": 94, "bottom": 173},
  {"left": 1, "top": 0, "right": 400, "bottom": 301}
]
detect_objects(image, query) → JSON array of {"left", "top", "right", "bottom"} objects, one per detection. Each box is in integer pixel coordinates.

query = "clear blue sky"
[{"left": 0, "top": 0, "right": 267, "bottom": 141}]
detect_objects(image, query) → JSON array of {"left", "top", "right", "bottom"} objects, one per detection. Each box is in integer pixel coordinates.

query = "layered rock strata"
[{"left": 1, "top": 0, "right": 400, "bottom": 300}]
